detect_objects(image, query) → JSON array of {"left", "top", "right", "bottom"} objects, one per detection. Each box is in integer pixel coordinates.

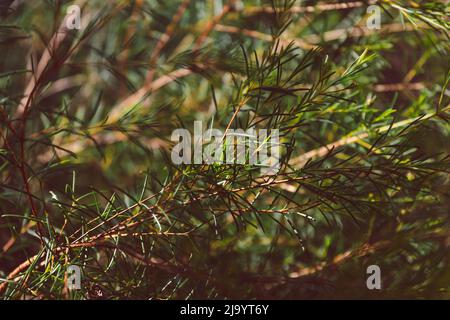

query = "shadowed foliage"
[{"left": 0, "top": 0, "right": 449, "bottom": 299}]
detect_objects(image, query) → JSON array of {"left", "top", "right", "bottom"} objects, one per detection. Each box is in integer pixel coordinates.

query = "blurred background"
[{"left": 0, "top": 0, "right": 449, "bottom": 299}]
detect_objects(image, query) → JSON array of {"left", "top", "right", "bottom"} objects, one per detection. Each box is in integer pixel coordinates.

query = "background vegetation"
[{"left": 0, "top": 0, "right": 449, "bottom": 299}]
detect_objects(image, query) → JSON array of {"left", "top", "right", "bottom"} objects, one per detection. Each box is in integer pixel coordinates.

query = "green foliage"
[{"left": 0, "top": 0, "right": 449, "bottom": 299}]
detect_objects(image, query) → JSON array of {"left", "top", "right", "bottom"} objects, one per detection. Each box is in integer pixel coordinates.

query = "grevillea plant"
[{"left": 0, "top": 0, "right": 449, "bottom": 299}]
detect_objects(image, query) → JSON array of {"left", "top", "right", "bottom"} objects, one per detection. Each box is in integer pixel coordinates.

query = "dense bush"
[{"left": 0, "top": 0, "right": 449, "bottom": 299}]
